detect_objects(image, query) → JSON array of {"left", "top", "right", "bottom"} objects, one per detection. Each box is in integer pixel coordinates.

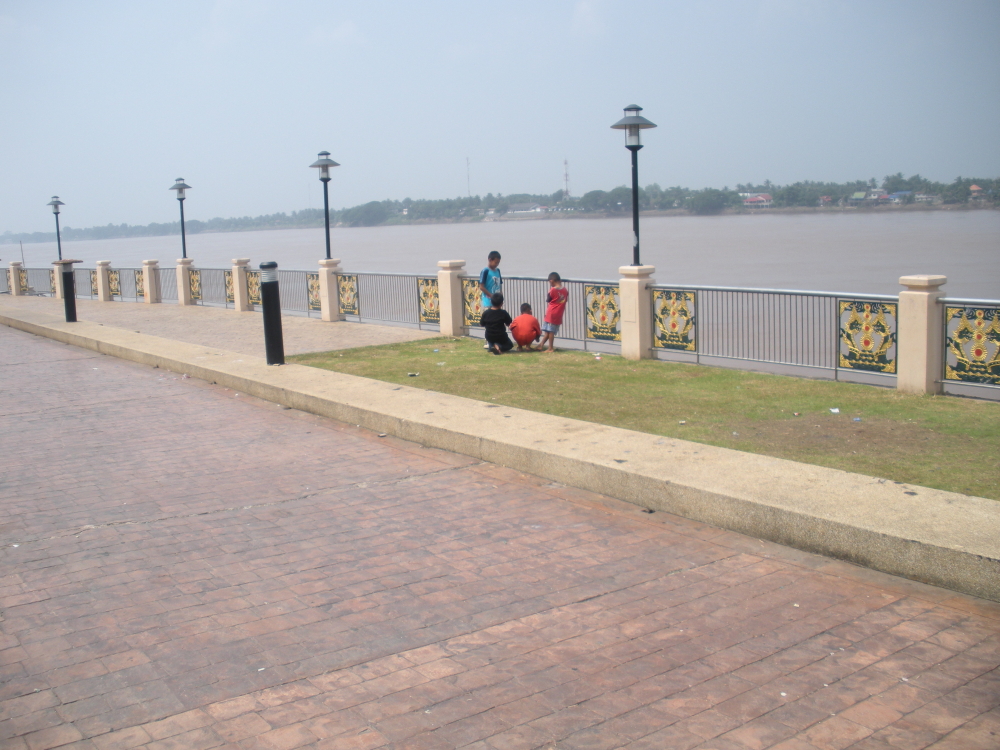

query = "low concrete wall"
[{"left": 3, "top": 305, "right": 998, "bottom": 602}]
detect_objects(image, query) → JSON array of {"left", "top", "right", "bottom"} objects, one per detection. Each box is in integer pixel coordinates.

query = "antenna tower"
[{"left": 563, "top": 159, "right": 570, "bottom": 200}]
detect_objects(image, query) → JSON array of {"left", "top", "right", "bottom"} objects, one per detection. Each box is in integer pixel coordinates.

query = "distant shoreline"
[{"left": 5, "top": 201, "right": 996, "bottom": 244}]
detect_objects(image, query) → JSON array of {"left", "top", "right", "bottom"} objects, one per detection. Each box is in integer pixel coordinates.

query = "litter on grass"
[{"left": 829, "top": 408, "right": 840, "bottom": 414}]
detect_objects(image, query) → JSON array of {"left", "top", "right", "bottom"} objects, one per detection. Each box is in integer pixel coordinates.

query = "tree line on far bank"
[{"left": 4, "top": 174, "right": 996, "bottom": 244}]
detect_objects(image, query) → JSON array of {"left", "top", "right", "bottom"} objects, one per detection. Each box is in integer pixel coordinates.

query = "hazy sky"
[{"left": 3, "top": 0, "right": 998, "bottom": 234}]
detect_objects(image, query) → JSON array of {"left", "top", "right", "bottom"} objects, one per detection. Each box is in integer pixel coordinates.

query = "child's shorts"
[{"left": 542, "top": 321, "right": 560, "bottom": 335}]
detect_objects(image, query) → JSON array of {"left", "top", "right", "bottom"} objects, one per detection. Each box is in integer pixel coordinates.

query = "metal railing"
[
  {"left": 24, "top": 268, "right": 55, "bottom": 296},
  {"left": 648, "top": 284, "right": 899, "bottom": 383},
  {"left": 197, "top": 268, "right": 230, "bottom": 308},
  {"left": 340, "top": 272, "right": 440, "bottom": 329},
  {"left": 940, "top": 297, "right": 1000, "bottom": 397},
  {"left": 74, "top": 268, "right": 95, "bottom": 299},
  {"left": 461, "top": 275, "right": 620, "bottom": 351}
]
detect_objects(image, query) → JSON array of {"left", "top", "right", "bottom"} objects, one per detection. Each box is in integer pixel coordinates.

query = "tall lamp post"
[
  {"left": 611, "top": 105, "right": 656, "bottom": 266},
  {"left": 309, "top": 151, "right": 339, "bottom": 260},
  {"left": 169, "top": 179, "right": 192, "bottom": 259},
  {"left": 47, "top": 196, "right": 65, "bottom": 260}
]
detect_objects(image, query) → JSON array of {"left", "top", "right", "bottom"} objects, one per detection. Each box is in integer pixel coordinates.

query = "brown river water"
[{"left": 11, "top": 210, "right": 999, "bottom": 299}]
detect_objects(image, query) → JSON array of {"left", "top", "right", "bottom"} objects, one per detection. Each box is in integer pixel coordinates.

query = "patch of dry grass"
[{"left": 291, "top": 337, "right": 1000, "bottom": 500}]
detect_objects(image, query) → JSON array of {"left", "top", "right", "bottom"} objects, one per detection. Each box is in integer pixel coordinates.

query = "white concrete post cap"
[
  {"left": 619, "top": 265, "right": 656, "bottom": 277},
  {"left": 232, "top": 258, "right": 250, "bottom": 266},
  {"left": 318, "top": 258, "right": 341, "bottom": 268},
  {"left": 142, "top": 260, "right": 159, "bottom": 266},
  {"left": 96, "top": 260, "right": 111, "bottom": 266},
  {"left": 899, "top": 275, "right": 947, "bottom": 290},
  {"left": 177, "top": 258, "right": 193, "bottom": 266},
  {"left": 52, "top": 259, "right": 82, "bottom": 266},
  {"left": 437, "top": 260, "right": 467, "bottom": 269}
]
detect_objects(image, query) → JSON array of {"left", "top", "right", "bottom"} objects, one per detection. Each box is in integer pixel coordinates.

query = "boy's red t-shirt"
[
  {"left": 545, "top": 287, "right": 569, "bottom": 325},
  {"left": 510, "top": 313, "right": 541, "bottom": 346}
]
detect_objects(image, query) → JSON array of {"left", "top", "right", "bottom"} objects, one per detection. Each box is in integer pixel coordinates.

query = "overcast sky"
[{"left": 3, "top": 0, "right": 998, "bottom": 234}]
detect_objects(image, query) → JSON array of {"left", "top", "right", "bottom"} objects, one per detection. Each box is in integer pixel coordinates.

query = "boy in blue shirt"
[{"left": 479, "top": 251, "right": 502, "bottom": 347}]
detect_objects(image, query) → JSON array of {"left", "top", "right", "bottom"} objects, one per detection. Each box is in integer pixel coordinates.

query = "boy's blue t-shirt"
[{"left": 479, "top": 266, "right": 502, "bottom": 307}]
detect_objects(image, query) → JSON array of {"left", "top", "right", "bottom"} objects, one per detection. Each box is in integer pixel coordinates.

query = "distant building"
[
  {"left": 742, "top": 193, "right": 772, "bottom": 208},
  {"left": 849, "top": 192, "right": 868, "bottom": 205},
  {"left": 508, "top": 203, "right": 545, "bottom": 213},
  {"left": 914, "top": 194, "right": 937, "bottom": 203},
  {"left": 818, "top": 196, "right": 833, "bottom": 206}
]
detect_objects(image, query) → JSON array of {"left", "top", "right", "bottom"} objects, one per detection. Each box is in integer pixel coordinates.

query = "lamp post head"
[
  {"left": 47, "top": 196, "right": 64, "bottom": 214},
  {"left": 310, "top": 151, "right": 340, "bottom": 182},
  {"left": 170, "top": 178, "right": 191, "bottom": 201},
  {"left": 611, "top": 104, "right": 657, "bottom": 148}
]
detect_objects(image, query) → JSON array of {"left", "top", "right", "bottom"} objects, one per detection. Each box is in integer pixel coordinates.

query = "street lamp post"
[
  {"left": 610, "top": 105, "right": 657, "bottom": 266},
  {"left": 309, "top": 151, "right": 340, "bottom": 260},
  {"left": 169, "top": 179, "right": 192, "bottom": 259},
  {"left": 47, "top": 196, "right": 65, "bottom": 260}
]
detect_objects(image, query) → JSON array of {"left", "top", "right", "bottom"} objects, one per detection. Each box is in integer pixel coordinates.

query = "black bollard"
[
  {"left": 63, "top": 269, "right": 77, "bottom": 322},
  {"left": 54, "top": 261, "right": 80, "bottom": 323},
  {"left": 259, "top": 261, "right": 284, "bottom": 365}
]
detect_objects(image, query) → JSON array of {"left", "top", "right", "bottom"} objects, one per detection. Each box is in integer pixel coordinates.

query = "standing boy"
[
  {"left": 510, "top": 303, "right": 542, "bottom": 351},
  {"left": 480, "top": 293, "right": 514, "bottom": 355},
  {"left": 479, "top": 251, "right": 503, "bottom": 349},
  {"left": 540, "top": 272, "right": 568, "bottom": 353}
]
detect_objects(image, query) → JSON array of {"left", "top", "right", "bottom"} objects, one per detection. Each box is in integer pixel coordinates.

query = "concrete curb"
[{"left": 3, "top": 306, "right": 999, "bottom": 602}]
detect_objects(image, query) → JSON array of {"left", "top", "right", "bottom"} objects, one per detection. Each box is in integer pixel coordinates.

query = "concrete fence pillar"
[
  {"left": 897, "top": 274, "right": 947, "bottom": 395},
  {"left": 232, "top": 258, "right": 251, "bottom": 311},
  {"left": 95, "top": 261, "right": 112, "bottom": 301},
  {"left": 52, "top": 261, "right": 65, "bottom": 299},
  {"left": 437, "top": 260, "right": 466, "bottom": 337},
  {"left": 9, "top": 261, "right": 24, "bottom": 296},
  {"left": 618, "top": 265, "right": 656, "bottom": 360},
  {"left": 142, "top": 260, "right": 161, "bottom": 304},
  {"left": 176, "top": 258, "right": 194, "bottom": 305},
  {"left": 318, "top": 258, "right": 343, "bottom": 322}
]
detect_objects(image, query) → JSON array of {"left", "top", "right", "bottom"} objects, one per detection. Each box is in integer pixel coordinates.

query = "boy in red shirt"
[
  {"left": 541, "top": 272, "right": 569, "bottom": 353},
  {"left": 510, "top": 303, "right": 542, "bottom": 351}
]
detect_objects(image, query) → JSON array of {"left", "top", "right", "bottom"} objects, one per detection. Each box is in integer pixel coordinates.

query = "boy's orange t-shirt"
[{"left": 510, "top": 313, "right": 542, "bottom": 346}]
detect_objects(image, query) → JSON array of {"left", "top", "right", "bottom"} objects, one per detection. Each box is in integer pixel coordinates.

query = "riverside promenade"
[{"left": 1, "top": 297, "right": 999, "bottom": 749}]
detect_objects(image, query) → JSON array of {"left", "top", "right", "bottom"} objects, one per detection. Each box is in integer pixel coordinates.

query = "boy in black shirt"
[{"left": 480, "top": 293, "right": 514, "bottom": 355}]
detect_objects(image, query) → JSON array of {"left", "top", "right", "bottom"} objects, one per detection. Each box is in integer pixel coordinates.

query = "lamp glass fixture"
[{"left": 48, "top": 196, "right": 64, "bottom": 214}]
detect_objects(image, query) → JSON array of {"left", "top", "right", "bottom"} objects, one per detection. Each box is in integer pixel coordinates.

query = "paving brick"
[{"left": 2, "top": 323, "right": 999, "bottom": 750}]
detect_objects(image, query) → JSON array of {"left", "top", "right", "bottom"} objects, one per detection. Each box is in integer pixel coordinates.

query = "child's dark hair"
[
  {"left": 491, "top": 292, "right": 504, "bottom": 307},
  {"left": 548, "top": 271, "right": 561, "bottom": 282},
  {"left": 520, "top": 302, "right": 532, "bottom": 313},
  {"left": 488, "top": 251, "right": 501, "bottom": 261}
]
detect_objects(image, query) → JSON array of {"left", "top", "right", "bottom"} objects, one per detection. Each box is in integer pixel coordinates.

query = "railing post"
[
  {"left": 618, "top": 265, "right": 656, "bottom": 360},
  {"left": 232, "top": 258, "right": 251, "bottom": 311},
  {"left": 9, "top": 261, "right": 24, "bottom": 296},
  {"left": 318, "top": 258, "right": 343, "bottom": 322},
  {"left": 142, "top": 260, "right": 161, "bottom": 304},
  {"left": 176, "top": 258, "right": 194, "bottom": 305},
  {"left": 437, "top": 260, "right": 466, "bottom": 337},
  {"left": 897, "top": 274, "right": 947, "bottom": 395},
  {"left": 95, "top": 261, "right": 112, "bottom": 301}
]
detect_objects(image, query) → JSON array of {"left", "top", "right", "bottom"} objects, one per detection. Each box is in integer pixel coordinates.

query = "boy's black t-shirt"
[{"left": 480, "top": 308, "right": 513, "bottom": 340}]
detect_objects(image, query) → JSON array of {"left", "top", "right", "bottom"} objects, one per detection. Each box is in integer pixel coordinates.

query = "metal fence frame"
[
  {"left": 648, "top": 284, "right": 899, "bottom": 386},
  {"left": 460, "top": 275, "right": 622, "bottom": 353},
  {"left": 339, "top": 271, "right": 441, "bottom": 330},
  {"left": 940, "top": 297, "right": 1000, "bottom": 401}
]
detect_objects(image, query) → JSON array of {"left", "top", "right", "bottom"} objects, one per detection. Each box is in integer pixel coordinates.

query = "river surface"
[{"left": 11, "top": 211, "right": 999, "bottom": 298}]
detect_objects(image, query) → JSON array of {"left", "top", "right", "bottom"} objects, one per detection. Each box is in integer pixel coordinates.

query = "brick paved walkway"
[
  {"left": 0, "top": 296, "right": 437, "bottom": 357},
  {"left": 1, "top": 325, "right": 998, "bottom": 750}
]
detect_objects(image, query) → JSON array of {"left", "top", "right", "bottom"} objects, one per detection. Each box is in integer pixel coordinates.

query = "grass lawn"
[{"left": 291, "top": 337, "right": 1000, "bottom": 500}]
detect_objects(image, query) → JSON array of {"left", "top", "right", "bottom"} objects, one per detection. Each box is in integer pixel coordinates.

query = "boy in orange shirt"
[{"left": 510, "top": 303, "right": 542, "bottom": 351}]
